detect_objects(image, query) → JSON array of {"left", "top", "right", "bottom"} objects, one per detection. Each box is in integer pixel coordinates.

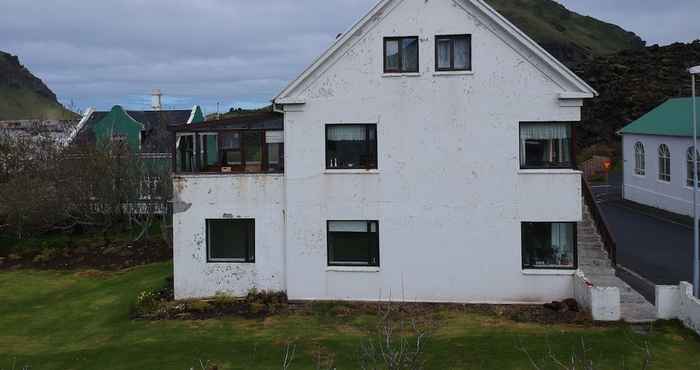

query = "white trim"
[
  {"left": 381, "top": 72, "right": 422, "bottom": 78},
  {"left": 432, "top": 71, "right": 475, "bottom": 77},
  {"left": 273, "top": 0, "right": 597, "bottom": 102},
  {"left": 518, "top": 169, "right": 582, "bottom": 175},
  {"left": 187, "top": 105, "right": 198, "bottom": 124},
  {"left": 522, "top": 269, "right": 576, "bottom": 276},
  {"left": 326, "top": 266, "right": 381, "bottom": 273},
  {"left": 324, "top": 169, "right": 380, "bottom": 175},
  {"left": 65, "top": 107, "right": 95, "bottom": 146},
  {"left": 274, "top": 0, "right": 399, "bottom": 101}
]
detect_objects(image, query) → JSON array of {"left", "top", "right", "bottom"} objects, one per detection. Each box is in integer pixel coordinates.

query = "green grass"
[
  {"left": 1, "top": 264, "right": 699, "bottom": 369},
  {"left": 0, "top": 85, "right": 76, "bottom": 121}
]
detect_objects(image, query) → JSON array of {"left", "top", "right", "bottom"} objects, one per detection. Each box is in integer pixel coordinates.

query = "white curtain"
[
  {"left": 266, "top": 130, "right": 284, "bottom": 144},
  {"left": 327, "top": 126, "right": 365, "bottom": 141},
  {"left": 329, "top": 221, "right": 366, "bottom": 232},
  {"left": 520, "top": 124, "right": 569, "bottom": 140},
  {"left": 551, "top": 223, "right": 573, "bottom": 263}
]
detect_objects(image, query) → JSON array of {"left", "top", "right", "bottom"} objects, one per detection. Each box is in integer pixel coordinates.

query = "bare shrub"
[
  {"left": 359, "top": 303, "right": 433, "bottom": 370},
  {"left": 0, "top": 129, "right": 172, "bottom": 241}
]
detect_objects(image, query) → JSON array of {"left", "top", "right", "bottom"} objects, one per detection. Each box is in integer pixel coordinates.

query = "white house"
[
  {"left": 620, "top": 98, "right": 700, "bottom": 217},
  {"left": 172, "top": 0, "right": 597, "bottom": 303}
]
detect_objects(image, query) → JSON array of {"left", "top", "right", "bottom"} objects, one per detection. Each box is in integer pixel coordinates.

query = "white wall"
[
  {"left": 173, "top": 174, "right": 285, "bottom": 299},
  {"left": 623, "top": 133, "right": 699, "bottom": 217},
  {"left": 573, "top": 271, "right": 621, "bottom": 321},
  {"left": 656, "top": 283, "right": 700, "bottom": 335},
  {"left": 281, "top": 0, "right": 583, "bottom": 303}
]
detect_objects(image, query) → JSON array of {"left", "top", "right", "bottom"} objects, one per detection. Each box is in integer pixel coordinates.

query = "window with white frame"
[
  {"left": 634, "top": 142, "right": 645, "bottom": 176},
  {"left": 658, "top": 144, "right": 671, "bottom": 182},
  {"left": 687, "top": 147, "right": 700, "bottom": 187}
]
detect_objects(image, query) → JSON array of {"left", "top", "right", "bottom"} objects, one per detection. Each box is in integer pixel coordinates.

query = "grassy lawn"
[{"left": 1, "top": 264, "right": 699, "bottom": 369}]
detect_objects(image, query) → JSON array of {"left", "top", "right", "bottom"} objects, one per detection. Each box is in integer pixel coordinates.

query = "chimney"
[{"left": 151, "top": 89, "right": 162, "bottom": 110}]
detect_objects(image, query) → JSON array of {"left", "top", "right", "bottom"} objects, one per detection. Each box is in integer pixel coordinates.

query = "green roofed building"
[
  {"left": 68, "top": 99, "right": 205, "bottom": 205},
  {"left": 620, "top": 97, "right": 700, "bottom": 217}
]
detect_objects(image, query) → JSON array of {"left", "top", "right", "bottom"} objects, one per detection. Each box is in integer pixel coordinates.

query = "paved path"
[{"left": 592, "top": 173, "right": 693, "bottom": 285}]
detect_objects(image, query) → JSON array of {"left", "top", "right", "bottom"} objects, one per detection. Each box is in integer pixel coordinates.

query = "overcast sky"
[{"left": 1, "top": 0, "right": 698, "bottom": 114}]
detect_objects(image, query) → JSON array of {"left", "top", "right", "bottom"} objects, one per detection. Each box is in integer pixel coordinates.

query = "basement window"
[
  {"left": 326, "top": 124, "right": 377, "bottom": 170},
  {"left": 384, "top": 36, "right": 419, "bottom": 73},
  {"left": 206, "top": 219, "right": 255, "bottom": 263},
  {"left": 435, "top": 35, "right": 471, "bottom": 71},
  {"left": 522, "top": 222, "right": 576, "bottom": 270},
  {"left": 327, "top": 221, "right": 379, "bottom": 267}
]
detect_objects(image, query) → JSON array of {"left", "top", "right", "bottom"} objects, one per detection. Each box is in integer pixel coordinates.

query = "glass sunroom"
[{"left": 171, "top": 112, "right": 284, "bottom": 174}]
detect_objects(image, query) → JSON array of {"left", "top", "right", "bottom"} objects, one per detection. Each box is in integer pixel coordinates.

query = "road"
[{"left": 592, "top": 172, "right": 694, "bottom": 285}]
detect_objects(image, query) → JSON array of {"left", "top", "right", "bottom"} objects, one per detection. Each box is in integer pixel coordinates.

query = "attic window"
[
  {"left": 384, "top": 37, "right": 419, "bottom": 73},
  {"left": 435, "top": 35, "right": 471, "bottom": 72}
]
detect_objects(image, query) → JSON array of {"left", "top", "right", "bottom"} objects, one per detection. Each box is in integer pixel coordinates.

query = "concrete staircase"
[{"left": 578, "top": 203, "right": 657, "bottom": 323}]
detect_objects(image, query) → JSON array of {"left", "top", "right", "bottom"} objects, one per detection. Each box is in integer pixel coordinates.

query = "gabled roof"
[
  {"left": 72, "top": 106, "right": 201, "bottom": 153},
  {"left": 274, "top": 0, "right": 597, "bottom": 103},
  {"left": 620, "top": 98, "right": 699, "bottom": 137}
]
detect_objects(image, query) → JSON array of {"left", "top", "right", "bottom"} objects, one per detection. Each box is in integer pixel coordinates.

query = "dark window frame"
[
  {"left": 383, "top": 36, "right": 420, "bottom": 74},
  {"left": 435, "top": 34, "right": 472, "bottom": 72},
  {"left": 325, "top": 124, "right": 378, "bottom": 170},
  {"left": 521, "top": 222, "right": 578, "bottom": 271},
  {"left": 206, "top": 218, "right": 255, "bottom": 263},
  {"left": 519, "top": 122, "right": 576, "bottom": 170},
  {"left": 173, "top": 129, "right": 284, "bottom": 175},
  {"left": 327, "top": 220, "right": 380, "bottom": 267}
]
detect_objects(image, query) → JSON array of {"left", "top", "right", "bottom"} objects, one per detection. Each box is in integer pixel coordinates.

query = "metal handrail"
[{"left": 581, "top": 178, "right": 617, "bottom": 265}]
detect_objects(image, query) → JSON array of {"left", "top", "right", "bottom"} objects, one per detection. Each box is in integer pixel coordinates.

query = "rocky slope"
[
  {"left": 575, "top": 41, "right": 700, "bottom": 148},
  {"left": 0, "top": 51, "right": 76, "bottom": 120},
  {"left": 488, "top": 0, "right": 645, "bottom": 67}
]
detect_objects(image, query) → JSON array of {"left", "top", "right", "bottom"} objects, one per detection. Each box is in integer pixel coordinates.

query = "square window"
[
  {"left": 206, "top": 219, "right": 255, "bottom": 263},
  {"left": 522, "top": 222, "right": 576, "bottom": 269},
  {"left": 328, "top": 221, "right": 379, "bottom": 266},
  {"left": 326, "top": 124, "right": 377, "bottom": 170},
  {"left": 384, "top": 36, "right": 419, "bottom": 73},
  {"left": 519, "top": 123, "right": 573, "bottom": 169},
  {"left": 435, "top": 35, "right": 471, "bottom": 72}
]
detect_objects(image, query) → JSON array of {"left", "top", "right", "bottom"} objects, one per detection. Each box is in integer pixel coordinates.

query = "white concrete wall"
[
  {"left": 281, "top": 0, "right": 583, "bottom": 303},
  {"left": 172, "top": 174, "right": 285, "bottom": 299},
  {"left": 623, "top": 133, "right": 699, "bottom": 217},
  {"left": 656, "top": 282, "right": 700, "bottom": 335},
  {"left": 574, "top": 271, "right": 621, "bottom": 321}
]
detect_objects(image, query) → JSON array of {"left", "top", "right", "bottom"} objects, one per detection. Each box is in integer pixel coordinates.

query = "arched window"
[
  {"left": 687, "top": 147, "right": 700, "bottom": 187},
  {"left": 634, "top": 142, "right": 645, "bottom": 176},
  {"left": 658, "top": 144, "right": 671, "bottom": 182}
]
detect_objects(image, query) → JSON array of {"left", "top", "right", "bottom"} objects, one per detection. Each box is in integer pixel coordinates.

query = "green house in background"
[{"left": 71, "top": 103, "right": 205, "bottom": 183}]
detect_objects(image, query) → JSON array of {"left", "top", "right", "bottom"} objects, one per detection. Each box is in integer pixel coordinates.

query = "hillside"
[
  {"left": 487, "top": 0, "right": 645, "bottom": 66},
  {"left": 0, "top": 51, "right": 77, "bottom": 120},
  {"left": 574, "top": 41, "right": 700, "bottom": 149}
]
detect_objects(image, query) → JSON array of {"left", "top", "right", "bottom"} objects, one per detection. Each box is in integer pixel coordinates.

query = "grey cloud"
[{"left": 1, "top": 0, "right": 697, "bottom": 113}]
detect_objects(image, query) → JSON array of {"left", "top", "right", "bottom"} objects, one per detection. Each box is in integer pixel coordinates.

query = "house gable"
[
  {"left": 92, "top": 105, "right": 145, "bottom": 151},
  {"left": 274, "top": 0, "right": 596, "bottom": 104}
]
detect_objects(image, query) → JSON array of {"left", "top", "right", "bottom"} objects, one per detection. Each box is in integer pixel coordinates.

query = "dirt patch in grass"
[{"left": 0, "top": 237, "right": 171, "bottom": 271}]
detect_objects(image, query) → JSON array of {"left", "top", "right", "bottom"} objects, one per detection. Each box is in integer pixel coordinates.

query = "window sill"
[
  {"left": 522, "top": 269, "right": 576, "bottom": 276},
  {"left": 173, "top": 173, "right": 284, "bottom": 178},
  {"left": 518, "top": 169, "right": 581, "bottom": 175},
  {"left": 382, "top": 73, "right": 421, "bottom": 78},
  {"left": 433, "top": 71, "right": 474, "bottom": 76},
  {"left": 326, "top": 266, "right": 380, "bottom": 273},
  {"left": 324, "top": 169, "right": 380, "bottom": 175}
]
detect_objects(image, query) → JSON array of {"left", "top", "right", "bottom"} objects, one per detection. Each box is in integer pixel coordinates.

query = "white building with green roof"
[{"left": 620, "top": 97, "right": 700, "bottom": 216}]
